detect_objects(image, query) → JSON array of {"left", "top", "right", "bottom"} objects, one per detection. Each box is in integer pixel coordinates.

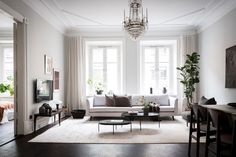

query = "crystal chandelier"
[{"left": 123, "top": 0, "right": 148, "bottom": 40}]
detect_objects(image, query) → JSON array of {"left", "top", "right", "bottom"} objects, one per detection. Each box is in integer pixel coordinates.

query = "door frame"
[{"left": 0, "top": 1, "right": 27, "bottom": 135}]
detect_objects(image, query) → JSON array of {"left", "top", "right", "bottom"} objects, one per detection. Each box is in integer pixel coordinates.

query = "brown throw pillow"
[
  {"left": 105, "top": 95, "right": 114, "bottom": 107},
  {"left": 113, "top": 94, "right": 131, "bottom": 107}
]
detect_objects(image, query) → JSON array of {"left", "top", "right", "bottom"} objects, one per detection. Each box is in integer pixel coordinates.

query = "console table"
[{"left": 34, "top": 108, "right": 65, "bottom": 132}]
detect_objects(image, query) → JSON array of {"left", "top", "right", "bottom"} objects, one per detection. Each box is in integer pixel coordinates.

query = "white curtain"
[
  {"left": 177, "top": 34, "right": 198, "bottom": 112},
  {"left": 65, "top": 36, "right": 86, "bottom": 113}
]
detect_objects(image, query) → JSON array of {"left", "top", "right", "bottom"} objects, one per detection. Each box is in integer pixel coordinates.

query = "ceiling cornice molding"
[
  {"left": 22, "top": 0, "right": 67, "bottom": 34},
  {"left": 66, "top": 26, "right": 197, "bottom": 37},
  {"left": 197, "top": 0, "right": 236, "bottom": 33},
  {"left": 21, "top": 0, "right": 236, "bottom": 35}
]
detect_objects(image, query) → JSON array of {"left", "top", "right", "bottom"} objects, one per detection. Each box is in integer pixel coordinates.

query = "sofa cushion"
[
  {"left": 157, "top": 95, "right": 169, "bottom": 106},
  {"left": 131, "top": 95, "right": 169, "bottom": 106},
  {"left": 131, "top": 95, "right": 145, "bottom": 106},
  {"left": 93, "top": 95, "right": 106, "bottom": 107},
  {"left": 105, "top": 95, "right": 114, "bottom": 107},
  {"left": 90, "top": 106, "right": 142, "bottom": 112},
  {"left": 159, "top": 106, "right": 175, "bottom": 112},
  {"left": 113, "top": 94, "right": 131, "bottom": 107},
  {"left": 143, "top": 95, "right": 159, "bottom": 105},
  {"left": 131, "top": 95, "right": 160, "bottom": 106},
  {"left": 198, "top": 96, "right": 208, "bottom": 105},
  {"left": 205, "top": 97, "right": 217, "bottom": 104}
]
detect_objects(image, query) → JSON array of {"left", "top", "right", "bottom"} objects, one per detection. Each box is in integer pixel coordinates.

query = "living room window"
[
  {"left": 86, "top": 41, "right": 122, "bottom": 95},
  {"left": 0, "top": 44, "right": 14, "bottom": 83},
  {"left": 140, "top": 40, "right": 177, "bottom": 95}
]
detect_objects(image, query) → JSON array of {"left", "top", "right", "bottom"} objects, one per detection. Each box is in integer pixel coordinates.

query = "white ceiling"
[{"left": 22, "top": 0, "right": 236, "bottom": 33}]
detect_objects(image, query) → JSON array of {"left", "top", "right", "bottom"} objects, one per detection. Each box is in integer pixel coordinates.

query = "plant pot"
[
  {"left": 96, "top": 90, "right": 103, "bottom": 95},
  {"left": 71, "top": 109, "right": 86, "bottom": 119}
]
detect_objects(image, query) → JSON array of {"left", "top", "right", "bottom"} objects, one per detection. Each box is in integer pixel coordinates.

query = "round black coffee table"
[
  {"left": 98, "top": 119, "right": 132, "bottom": 134},
  {"left": 121, "top": 112, "right": 160, "bottom": 130}
]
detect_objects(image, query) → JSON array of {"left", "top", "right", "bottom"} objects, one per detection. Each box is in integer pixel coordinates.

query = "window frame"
[
  {"left": 86, "top": 41, "right": 123, "bottom": 95},
  {"left": 140, "top": 43, "right": 175, "bottom": 94},
  {"left": 0, "top": 43, "right": 14, "bottom": 83}
]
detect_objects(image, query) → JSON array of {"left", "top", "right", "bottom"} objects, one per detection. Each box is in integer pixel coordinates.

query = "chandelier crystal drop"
[{"left": 123, "top": 0, "right": 148, "bottom": 40}]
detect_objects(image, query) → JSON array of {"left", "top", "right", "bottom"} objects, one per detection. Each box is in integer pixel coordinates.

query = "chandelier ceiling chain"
[{"left": 123, "top": 0, "right": 148, "bottom": 40}]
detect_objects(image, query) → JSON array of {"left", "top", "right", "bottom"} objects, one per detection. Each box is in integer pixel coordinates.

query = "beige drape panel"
[
  {"left": 65, "top": 36, "right": 86, "bottom": 113},
  {"left": 178, "top": 34, "right": 198, "bottom": 112}
]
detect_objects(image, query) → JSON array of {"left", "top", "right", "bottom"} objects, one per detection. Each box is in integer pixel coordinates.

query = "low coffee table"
[
  {"left": 121, "top": 112, "right": 160, "bottom": 130},
  {"left": 98, "top": 119, "right": 132, "bottom": 134}
]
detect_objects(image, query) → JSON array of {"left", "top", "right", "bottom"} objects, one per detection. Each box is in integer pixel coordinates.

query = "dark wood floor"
[
  {"left": 0, "top": 119, "right": 214, "bottom": 157},
  {"left": 0, "top": 120, "right": 14, "bottom": 146}
]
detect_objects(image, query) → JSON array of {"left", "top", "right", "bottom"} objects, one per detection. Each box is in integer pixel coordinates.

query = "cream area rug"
[{"left": 29, "top": 116, "right": 190, "bottom": 144}]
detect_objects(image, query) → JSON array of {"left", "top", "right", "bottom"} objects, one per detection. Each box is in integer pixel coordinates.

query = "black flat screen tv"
[
  {"left": 34, "top": 79, "right": 53, "bottom": 103},
  {"left": 225, "top": 45, "right": 236, "bottom": 88}
]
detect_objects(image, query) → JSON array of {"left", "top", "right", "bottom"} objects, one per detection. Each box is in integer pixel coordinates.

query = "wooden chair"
[
  {"left": 188, "top": 104, "right": 216, "bottom": 157},
  {"left": 205, "top": 108, "right": 235, "bottom": 157}
]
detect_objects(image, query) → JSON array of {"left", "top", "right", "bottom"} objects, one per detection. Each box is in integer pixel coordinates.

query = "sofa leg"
[
  {"left": 90, "top": 116, "right": 93, "bottom": 121},
  {"left": 172, "top": 116, "right": 174, "bottom": 120}
]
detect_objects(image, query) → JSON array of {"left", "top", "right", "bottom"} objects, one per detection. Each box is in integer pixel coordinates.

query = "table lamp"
[{"left": 53, "top": 100, "right": 62, "bottom": 110}]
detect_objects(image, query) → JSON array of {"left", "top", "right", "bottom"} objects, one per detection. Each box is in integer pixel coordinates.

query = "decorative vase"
[
  {"left": 39, "top": 106, "right": 46, "bottom": 115},
  {"left": 143, "top": 107, "right": 149, "bottom": 116},
  {"left": 162, "top": 87, "right": 167, "bottom": 94},
  {"left": 150, "top": 87, "right": 153, "bottom": 94}
]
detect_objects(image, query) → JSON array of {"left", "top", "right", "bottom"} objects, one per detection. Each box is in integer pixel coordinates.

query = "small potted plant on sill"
[{"left": 95, "top": 82, "right": 104, "bottom": 95}]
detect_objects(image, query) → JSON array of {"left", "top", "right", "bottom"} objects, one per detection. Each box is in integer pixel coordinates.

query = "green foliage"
[
  {"left": 177, "top": 52, "right": 200, "bottom": 108},
  {"left": 0, "top": 83, "right": 10, "bottom": 93},
  {"left": 0, "top": 83, "right": 14, "bottom": 96},
  {"left": 0, "top": 76, "right": 14, "bottom": 96},
  {"left": 95, "top": 82, "right": 104, "bottom": 92},
  {"left": 87, "top": 79, "right": 93, "bottom": 86},
  {"left": 87, "top": 78, "right": 104, "bottom": 94}
]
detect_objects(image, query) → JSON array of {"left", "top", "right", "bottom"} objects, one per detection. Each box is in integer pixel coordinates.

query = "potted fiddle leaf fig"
[{"left": 177, "top": 52, "right": 200, "bottom": 110}]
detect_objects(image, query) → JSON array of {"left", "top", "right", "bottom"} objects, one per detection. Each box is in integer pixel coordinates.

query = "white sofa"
[{"left": 86, "top": 95, "right": 178, "bottom": 119}]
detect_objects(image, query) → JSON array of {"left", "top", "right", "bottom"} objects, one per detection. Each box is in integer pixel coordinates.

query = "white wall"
[
  {"left": 1, "top": 0, "right": 65, "bottom": 134},
  {"left": 199, "top": 8, "right": 236, "bottom": 104}
]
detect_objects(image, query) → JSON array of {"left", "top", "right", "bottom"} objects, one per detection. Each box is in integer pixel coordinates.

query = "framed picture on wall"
[
  {"left": 44, "top": 55, "right": 53, "bottom": 75},
  {"left": 53, "top": 69, "right": 59, "bottom": 91}
]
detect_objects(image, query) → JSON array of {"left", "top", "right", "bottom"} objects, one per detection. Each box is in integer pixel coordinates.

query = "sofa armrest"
[
  {"left": 86, "top": 97, "right": 94, "bottom": 109},
  {"left": 169, "top": 96, "right": 178, "bottom": 114}
]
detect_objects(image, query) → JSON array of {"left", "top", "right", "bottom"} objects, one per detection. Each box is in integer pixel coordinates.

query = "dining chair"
[
  {"left": 188, "top": 104, "right": 216, "bottom": 157},
  {"left": 205, "top": 108, "right": 235, "bottom": 157}
]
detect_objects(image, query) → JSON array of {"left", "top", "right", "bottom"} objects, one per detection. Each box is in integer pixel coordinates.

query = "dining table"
[{"left": 200, "top": 104, "right": 236, "bottom": 156}]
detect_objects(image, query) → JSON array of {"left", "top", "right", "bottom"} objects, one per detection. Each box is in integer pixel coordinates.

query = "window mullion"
[
  {"left": 89, "top": 47, "right": 93, "bottom": 81},
  {"left": 141, "top": 46, "right": 146, "bottom": 94},
  {"left": 156, "top": 47, "right": 159, "bottom": 93},
  {"left": 117, "top": 46, "right": 121, "bottom": 93},
  {"left": 103, "top": 47, "right": 107, "bottom": 91}
]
